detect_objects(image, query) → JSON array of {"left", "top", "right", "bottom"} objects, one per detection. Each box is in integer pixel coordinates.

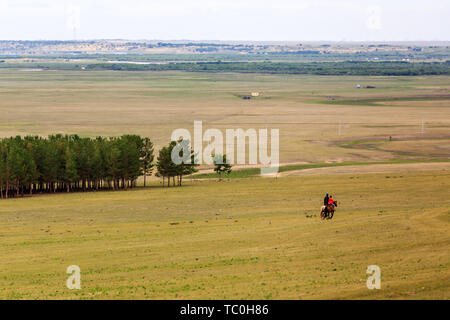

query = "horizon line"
[{"left": 1, "top": 39, "right": 450, "bottom": 44}]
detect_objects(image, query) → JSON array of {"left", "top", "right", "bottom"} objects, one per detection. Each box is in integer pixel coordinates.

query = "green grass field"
[
  {"left": 0, "top": 171, "right": 448, "bottom": 299},
  {"left": 0, "top": 69, "right": 448, "bottom": 299}
]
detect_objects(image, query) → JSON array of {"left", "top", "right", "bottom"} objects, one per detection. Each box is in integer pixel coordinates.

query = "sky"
[{"left": 0, "top": 0, "right": 449, "bottom": 41}]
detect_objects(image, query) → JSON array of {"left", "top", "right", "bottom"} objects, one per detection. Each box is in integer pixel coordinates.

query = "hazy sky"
[{"left": 0, "top": 0, "right": 448, "bottom": 41}]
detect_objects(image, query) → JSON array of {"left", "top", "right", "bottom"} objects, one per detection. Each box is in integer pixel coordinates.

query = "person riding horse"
[
  {"left": 324, "top": 193, "right": 329, "bottom": 206},
  {"left": 322, "top": 194, "right": 337, "bottom": 218},
  {"left": 323, "top": 193, "right": 330, "bottom": 217}
]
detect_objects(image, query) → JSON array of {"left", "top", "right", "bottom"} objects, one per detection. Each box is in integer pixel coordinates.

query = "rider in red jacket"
[{"left": 328, "top": 196, "right": 334, "bottom": 206}]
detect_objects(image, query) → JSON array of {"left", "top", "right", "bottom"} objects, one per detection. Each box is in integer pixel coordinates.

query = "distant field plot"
[{"left": 0, "top": 70, "right": 449, "bottom": 166}]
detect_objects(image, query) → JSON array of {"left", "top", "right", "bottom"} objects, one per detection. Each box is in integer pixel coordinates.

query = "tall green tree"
[
  {"left": 63, "top": 147, "right": 79, "bottom": 192},
  {"left": 156, "top": 142, "right": 177, "bottom": 187},
  {"left": 141, "top": 137, "right": 154, "bottom": 187}
]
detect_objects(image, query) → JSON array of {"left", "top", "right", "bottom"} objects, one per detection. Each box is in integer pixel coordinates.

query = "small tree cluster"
[
  {"left": 156, "top": 140, "right": 198, "bottom": 187},
  {"left": 0, "top": 134, "right": 154, "bottom": 199}
]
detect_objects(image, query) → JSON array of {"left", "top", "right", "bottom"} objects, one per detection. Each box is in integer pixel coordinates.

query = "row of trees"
[
  {"left": 0, "top": 134, "right": 202, "bottom": 199},
  {"left": 86, "top": 61, "right": 450, "bottom": 76}
]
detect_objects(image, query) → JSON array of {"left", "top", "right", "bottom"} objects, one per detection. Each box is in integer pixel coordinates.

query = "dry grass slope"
[{"left": 0, "top": 171, "right": 448, "bottom": 299}]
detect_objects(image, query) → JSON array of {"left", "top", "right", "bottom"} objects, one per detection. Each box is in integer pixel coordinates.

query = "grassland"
[
  {"left": 0, "top": 171, "right": 448, "bottom": 299},
  {"left": 0, "top": 70, "right": 449, "bottom": 166},
  {"left": 0, "top": 69, "right": 448, "bottom": 299}
]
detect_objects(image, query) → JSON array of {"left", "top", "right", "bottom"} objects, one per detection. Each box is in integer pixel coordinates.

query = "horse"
[{"left": 320, "top": 201, "right": 337, "bottom": 220}]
